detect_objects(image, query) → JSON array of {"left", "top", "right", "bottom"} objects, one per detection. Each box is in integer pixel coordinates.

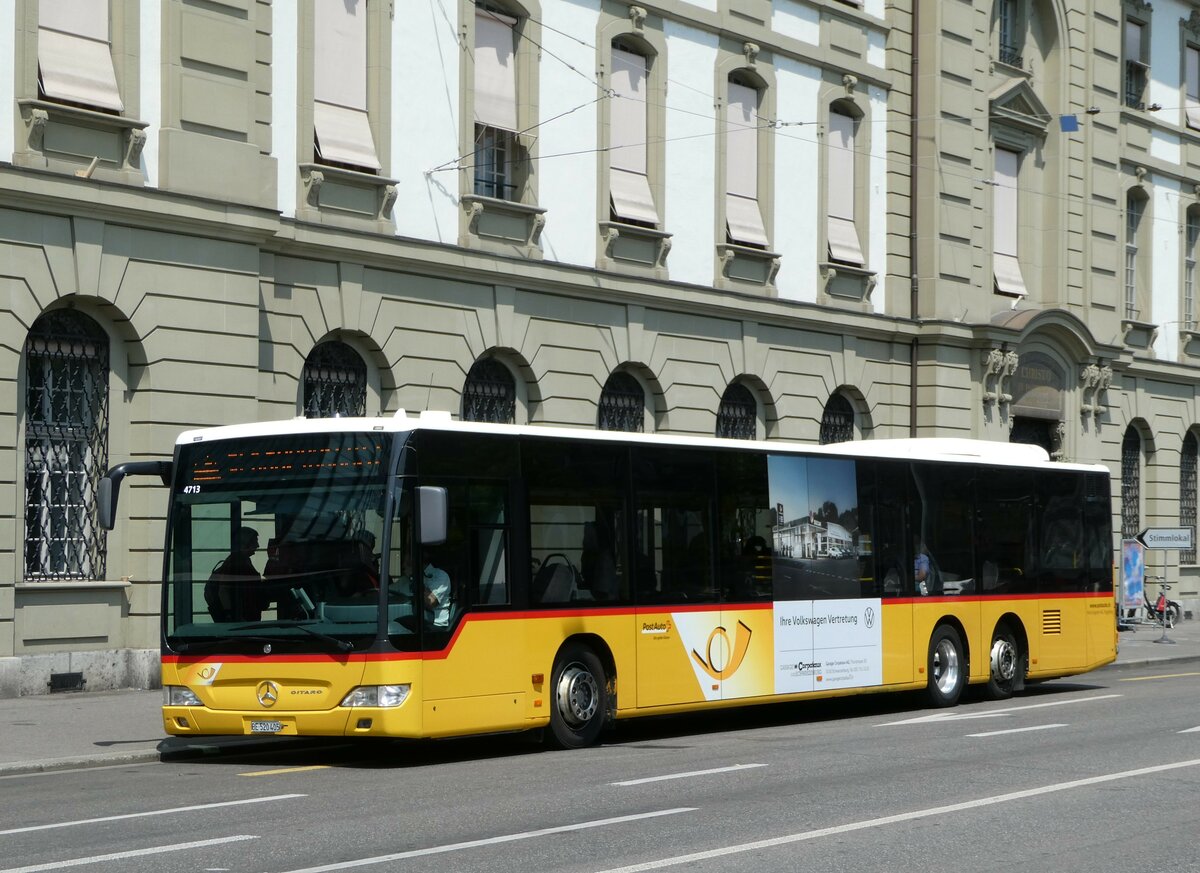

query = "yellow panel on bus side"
[
  {"left": 1085, "top": 595, "right": 1118, "bottom": 670},
  {"left": 421, "top": 614, "right": 527, "bottom": 732},
  {"left": 881, "top": 601, "right": 913, "bottom": 685}
]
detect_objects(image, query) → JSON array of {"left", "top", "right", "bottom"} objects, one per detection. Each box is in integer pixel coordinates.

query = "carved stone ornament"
[
  {"left": 466, "top": 199, "right": 485, "bottom": 234},
  {"left": 1186, "top": 9, "right": 1200, "bottom": 38},
  {"left": 982, "top": 347, "right": 1019, "bottom": 407},
  {"left": 529, "top": 212, "right": 546, "bottom": 247},
  {"left": 1079, "top": 361, "right": 1112, "bottom": 419},
  {"left": 307, "top": 170, "right": 325, "bottom": 207},
  {"left": 27, "top": 108, "right": 49, "bottom": 150},
  {"left": 628, "top": 5, "right": 647, "bottom": 32},
  {"left": 126, "top": 128, "right": 147, "bottom": 165},
  {"left": 843, "top": 74, "right": 858, "bottom": 96},
  {"left": 743, "top": 42, "right": 759, "bottom": 69},
  {"left": 381, "top": 185, "right": 398, "bottom": 219}
]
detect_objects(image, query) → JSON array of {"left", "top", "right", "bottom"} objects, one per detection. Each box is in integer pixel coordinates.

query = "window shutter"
[
  {"left": 725, "top": 82, "right": 767, "bottom": 247},
  {"left": 37, "top": 0, "right": 123, "bottom": 112},
  {"left": 993, "top": 148, "right": 1027, "bottom": 296},
  {"left": 826, "top": 111, "right": 864, "bottom": 265},
  {"left": 1187, "top": 48, "right": 1200, "bottom": 130},
  {"left": 609, "top": 49, "right": 657, "bottom": 224},
  {"left": 313, "top": 0, "right": 380, "bottom": 170},
  {"left": 1124, "top": 20, "right": 1143, "bottom": 63},
  {"left": 475, "top": 9, "right": 518, "bottom": 132}
]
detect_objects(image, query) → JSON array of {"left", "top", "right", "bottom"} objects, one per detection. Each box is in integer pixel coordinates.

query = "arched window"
[
  {"left": 716, "top": 383, "right": 756, "bottom": 440},
  {"left": 24, "top": 309, "right": 110, "bottom": 580},
  {"left": 820, "top": 394, "right": 855, "bottom": 445},
  {"left": 598, "top": 372, "right": 644, "bottom": 432},
  {"left": 461, "top": 357, "right": 516, "bottom": 423},
  {"left": 1121, "top": 425, "right": 1141, "bottom": 540},
  {"left": 303, "top": 341, "right": 367, "bottom": 418},
  {"left": 1183, "top": 432, "right": 1197, "bottom": 564}
]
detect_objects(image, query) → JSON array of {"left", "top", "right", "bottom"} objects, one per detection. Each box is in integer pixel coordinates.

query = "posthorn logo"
[{"left": 690, "top": 620, "right": 753, "bottom": 680}]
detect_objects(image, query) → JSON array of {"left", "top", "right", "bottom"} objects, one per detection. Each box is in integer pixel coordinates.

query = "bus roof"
[{"left": 175, "top": 410, "right": 1107, "bottom": 474}]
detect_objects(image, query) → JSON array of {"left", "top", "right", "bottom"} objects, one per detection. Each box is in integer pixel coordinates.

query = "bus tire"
[
  {"left": 926, "top": 624, "right": 966, "bottom": 708},
  {"left": 549, "top": 643, "right": 607, "bottom": 749},
  {"left": 985, "top": 624, "right": 1020, "bottom": 700}
]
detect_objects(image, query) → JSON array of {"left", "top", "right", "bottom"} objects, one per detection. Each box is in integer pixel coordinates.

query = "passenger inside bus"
[
  {"left": 913, "top": 536, "right": 941, "bottom": 596},
  {"left": 205, "top": 526, "right": 265, "bottom": 622}
]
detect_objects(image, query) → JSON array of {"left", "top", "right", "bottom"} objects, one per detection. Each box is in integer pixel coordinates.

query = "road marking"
[
  {"left": 0, "top": 835, "right": 258, "bottom": 873},
  {"left": 966, "top": 723, "right": 1067, "bottom": 738},
  {"left": 274, "top": 807, "right": 696, "bottom": 872},
  {"left": 0, "top": 794, "right": 305, "bottom": 835},
  {"left": 240, "top": 765, "right": 330, "bottom": 777},
  {"left": 880, "top": 694, "right": 1121, "bottom": 726},
  {"left": 592, "top": 758, "right": 1200, "bottom": 873},
  {"left": 1181, "top": 726, "right": 1200, "bottom": 733},
  {"left": 1119, "top": 672, "right": 1200, "bottom": 682},
  {"left": 612, "top": 764, "right": 767, "bottom": 786}
]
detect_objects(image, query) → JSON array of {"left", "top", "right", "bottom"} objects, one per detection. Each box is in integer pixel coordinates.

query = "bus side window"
[
  {"left": 633, "top": 448, "right": 716, "bottom": 604},
  {"left": 871, "top": 461, "right": 910, "bottom": 598}
]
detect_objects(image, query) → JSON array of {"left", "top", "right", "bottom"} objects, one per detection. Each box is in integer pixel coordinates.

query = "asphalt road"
[{"left": 2, "top": 664, "right": 1198, "bottom": 873}]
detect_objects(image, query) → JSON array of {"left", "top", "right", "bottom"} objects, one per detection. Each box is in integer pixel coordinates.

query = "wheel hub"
[
  {"left": 990, "top": 638, "right": 1017, "bottom": 682},
  {"left": 556, "top": 663, "right": 599, "bottom": 727},
  {"left": 933, "top": 639, "right": 960, "bottom": 694}
]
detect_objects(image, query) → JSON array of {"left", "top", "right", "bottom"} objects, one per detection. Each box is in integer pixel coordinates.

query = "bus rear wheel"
[
  {"left": 985, "top": 625, "right": 1020, "bottom": 700},
  {"left": 926, "top": 625, "right": 966, "bottom": 707},
  {"left": 549, "top": 643, "right": 607, "bottom": 749}
]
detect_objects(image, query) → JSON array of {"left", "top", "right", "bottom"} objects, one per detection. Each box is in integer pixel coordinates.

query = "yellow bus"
[{"left": 100, "top": 411, "right": 1117, "bottom": 748}]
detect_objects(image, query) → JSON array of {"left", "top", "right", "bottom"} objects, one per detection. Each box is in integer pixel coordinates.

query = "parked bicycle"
[{"left": 1144, "top": 576, "right": 1183, "bottom": 629}]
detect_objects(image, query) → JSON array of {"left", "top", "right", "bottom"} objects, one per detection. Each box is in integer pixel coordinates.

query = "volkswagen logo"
[
  {"left": 864, "top": 606, "right": 876, "bottom": 629},
  {"left": 256, "top": 680, "right": 280, "bottom": 708}
]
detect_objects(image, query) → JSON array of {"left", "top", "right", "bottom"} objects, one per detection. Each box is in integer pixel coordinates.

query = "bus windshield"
[{"left": 164, "top": 431, "right": 399, "bottom": 654}]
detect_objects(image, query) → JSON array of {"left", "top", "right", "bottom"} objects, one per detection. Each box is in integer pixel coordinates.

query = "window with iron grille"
[
  {"left": 1183, "top": 432, "right": 1197, "bottom": 564},
  {"left": 474, "top": 126, "right": 519, "bottom": 200},
  {"left": 1121, "top": 425, "right": 1141, "bottom": 540},
  {"left": 598, "top": 372, "right": 644, "bottom": 432},
  {"left": 24, "top": 310, "right": 109, "bottom": 580},
  {"left": 303, "top": 341, "right": 367, "bottom": 418},
  {"left": 716, "top": 383, "right": 756, "bottom": 440},
  {"left": 462, "top": 357, "right": 516, "bottom": 423},
  {"left": 997, "top": 0, "right": 1022, "bottom": 66},
  {"left": 820, "top": 394, "right": 855, "bottom": 445}
]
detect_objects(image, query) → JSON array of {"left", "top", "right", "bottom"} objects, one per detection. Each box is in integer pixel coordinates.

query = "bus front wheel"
[
  {"left": 549, "top": 643, "right": 607, "bottom": 749},
  {"left": 926, "top": 625, "right": 966, "bottom": 707}
]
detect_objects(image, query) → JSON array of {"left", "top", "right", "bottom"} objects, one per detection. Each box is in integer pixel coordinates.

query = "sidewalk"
[{"left": 2, "top": 619, "right": 1198, "bottom": 776}]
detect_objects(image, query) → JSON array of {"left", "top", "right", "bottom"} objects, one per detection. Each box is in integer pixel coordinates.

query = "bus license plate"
[{"left": 250, "top": 720, "right": 284, "bottom": 734}]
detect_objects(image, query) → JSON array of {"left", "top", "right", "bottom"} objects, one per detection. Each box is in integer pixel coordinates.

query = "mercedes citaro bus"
[{"left": 100, "top": 411, "right": 1117, "bottom": 748}]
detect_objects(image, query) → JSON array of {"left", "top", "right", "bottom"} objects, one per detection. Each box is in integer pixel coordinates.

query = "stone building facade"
[{"left": 0, "top": 0, "right": 1196, "bottom": 696}]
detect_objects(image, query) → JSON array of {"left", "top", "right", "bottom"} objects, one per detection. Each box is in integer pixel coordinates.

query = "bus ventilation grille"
[{"left": 1041, "top": 610, "right": 1063, "bottom": 635}]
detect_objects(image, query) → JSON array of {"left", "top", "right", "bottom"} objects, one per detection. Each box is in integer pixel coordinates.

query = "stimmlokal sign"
[{"left": 1135, "top": 527, "right": 1195, "bottom": 550}]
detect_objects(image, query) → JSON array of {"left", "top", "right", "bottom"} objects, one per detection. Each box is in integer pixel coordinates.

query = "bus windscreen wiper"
[
  {"left": 173, "top": 635, "right": 276, "bottom": 654},
  {"left": 230, "top": 621, "right": 354, "bottom": 652}
]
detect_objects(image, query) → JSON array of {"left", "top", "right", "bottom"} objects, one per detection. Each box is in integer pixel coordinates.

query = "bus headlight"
[
  {"left": 340, "top": 684, "right": 410, "bottom": 708},
  {"left": 163, "top": 685, "right": 203, "bottom": 706}
]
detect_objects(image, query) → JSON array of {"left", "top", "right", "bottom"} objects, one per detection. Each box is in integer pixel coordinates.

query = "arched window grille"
[
  {"left": 24, "top": 310, "right": 110, "bottom": 580},
  {"left": 1182, "top": 432, "right": 1197, "bottom": 564},
  {"left": 820, "top": 394, "right": 855, "bottom": 445},
  {"left": 598, "top": 372, "right": 644, "bottom": 432},
  {"left": 303, "top": 341, "right": 367, "bottom": 418},
  {"left": 1121, "top": 426, "right": 1141, "bottom": 540},
  {"left": 716, "top": 383, "right": 756, "bottom": 440},
  {"left": 461, "top": 358, "right": 516, "bottom": 423}
]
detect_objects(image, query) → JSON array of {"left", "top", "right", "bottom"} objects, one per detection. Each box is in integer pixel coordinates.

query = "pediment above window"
[{"left": 989, "top": 80, "right": 1051, "bottom": 137}]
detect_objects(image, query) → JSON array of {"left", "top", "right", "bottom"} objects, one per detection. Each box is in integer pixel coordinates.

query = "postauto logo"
[{"left": 690, "top": 620, "right": 753, "bottom": 681}]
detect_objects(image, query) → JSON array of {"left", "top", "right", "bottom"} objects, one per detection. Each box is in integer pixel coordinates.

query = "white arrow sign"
[{"left": 1136, "top": 527, "right": 1194, "bottom": 550}]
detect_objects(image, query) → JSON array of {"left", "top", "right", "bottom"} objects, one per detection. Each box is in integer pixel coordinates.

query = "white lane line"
[
  {"left": 593, "top": 757, "right": 1200, "bottom": 873},
  {"left": 0, "top": 835, "right": 258, "bottom": 873},
  {"left": 612, "top": 764, "right": 767, "bottom": 786},
  {"left": 0, "top": 794, "right": 306, "bottom": 835},
  {"left": 1181, "top": 726, "right": 1200, "bottom": 733},
  {"left": 966, "top": 723, "right": 1067, "bottom": 738},
  {"left": 275, "top": 807, "right": 696, "bottom": 873},
  {"left": 881, "top": 694, "right": 1122, "bottom": 726}
]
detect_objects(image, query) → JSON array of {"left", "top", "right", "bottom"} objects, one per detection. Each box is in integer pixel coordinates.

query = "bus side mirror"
[
  {"left": 418, "top": 486, "right": 448, "bottom": 545},
  {"left": 97, "top": 461, "right": 173, "bottom": 530}
]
